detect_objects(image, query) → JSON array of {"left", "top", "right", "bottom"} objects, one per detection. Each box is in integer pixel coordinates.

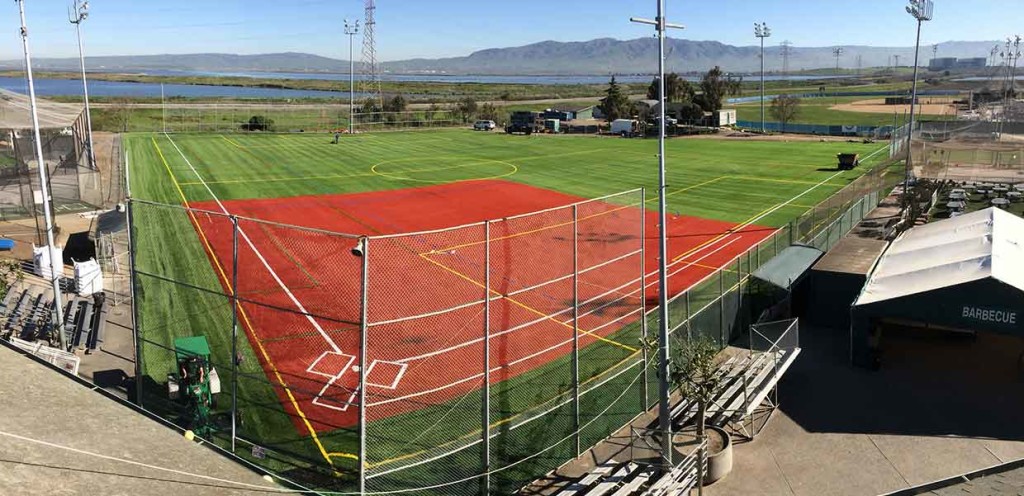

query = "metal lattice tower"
[
  {"left": 360, "top": 0, "right": 382, "bottom": 109},
  {"left": 780, "top": 40, "right": 792, "bottom": 78}
]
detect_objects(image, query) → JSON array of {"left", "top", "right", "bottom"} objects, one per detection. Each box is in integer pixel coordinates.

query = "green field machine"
[
  {"left": 167, "top": 336, "right": 222, "bottom": 437},
  {"left": 837, "top": 153, "right": 860, "bottom": 170}
]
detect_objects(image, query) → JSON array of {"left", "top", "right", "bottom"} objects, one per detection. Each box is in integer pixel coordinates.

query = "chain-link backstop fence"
[
  {"left": 130, "top": 190, "right": 652, "bottom": 494},
  {"left": 129, "top": 151, "right": 902, "bottom": 493}
]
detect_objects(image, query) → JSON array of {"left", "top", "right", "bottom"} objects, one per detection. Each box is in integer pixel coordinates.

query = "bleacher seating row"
[
  {"left": 557, "top": 344, "right": 800, "bottom": 495},
  {"left": 670, "top": 348, "right": 800, "bottom": 438},
  {"left": 555, "top": 450, "right": 704, "bottom": 496},
  {"left": 0, "top": 285, "right": 108, "bottom": 354}
]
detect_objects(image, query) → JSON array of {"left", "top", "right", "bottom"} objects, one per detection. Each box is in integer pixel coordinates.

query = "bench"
[
  {"left": 85, "top": 298, "right": 108, "bottom": 352},
  {"left": 556, "top": 461, "right": 619, "bottom": 495},
  {"left": 642, "top": 447, "right": 703, "bottom": 496},
  {"left": 586, "top": 463, "right": 640, "bottom": 496}
]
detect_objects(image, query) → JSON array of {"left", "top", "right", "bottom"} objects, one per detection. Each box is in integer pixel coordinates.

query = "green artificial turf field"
[{"left": 125, "top": 128, "right": 887, "bottom": 492}]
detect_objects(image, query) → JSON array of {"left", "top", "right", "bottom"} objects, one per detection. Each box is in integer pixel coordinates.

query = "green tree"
[
  {"left": 769, "top": 94, "right": 801, "bottom": 133},
  {"left": 646, "top": 73, "right": 696, "bottom": 103},
  {"left": 695, "top": 66, "right": 728, "bottom": 113},
  {"left": 383, "top": 94, "right": 407, "bottom": 113},
  {"left": 477, "top": 102, "right": 500, "bottom": 121},
  {"left": 454, "top": 97, "right": 478, "bottom": 123},
  {"left": 242, "top": 115, "right": 274, "bottom": 132},
  {"left": 424, "top": 103, "right": 441, "bottom": 125},
  {"left": 678, "top": 102, "right": 705, "bottom": 125},
  {"left": 359, "top": 98, "right": 382, "bottom": 123},
  {"left": 599, "top": 76, "right": 632, "bottom": 123},
  {"left": 0, "top": 260, "right": 22, "bottom": 302}
]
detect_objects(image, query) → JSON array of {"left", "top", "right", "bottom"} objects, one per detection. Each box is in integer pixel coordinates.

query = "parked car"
[{"left": 473, "top": 120, "right": 497, "bottom": 131}]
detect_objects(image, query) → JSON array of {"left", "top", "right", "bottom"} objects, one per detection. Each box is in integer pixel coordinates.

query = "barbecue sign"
[{"left": 962, "top": 306, "right": 1017, "bottom": 325}]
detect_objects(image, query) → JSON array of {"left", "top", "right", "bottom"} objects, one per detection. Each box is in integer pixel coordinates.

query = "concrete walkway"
[
  {"left": 0, "top": 344, "right": 283, "bottom": 495},
  {"left": 706, "top": 326, "right": 1024, "bottom": 496}
]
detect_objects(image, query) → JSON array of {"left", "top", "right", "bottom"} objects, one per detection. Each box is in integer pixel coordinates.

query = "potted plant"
[{"left": 668, "top": 336, "right": 733, "bottom": 489}]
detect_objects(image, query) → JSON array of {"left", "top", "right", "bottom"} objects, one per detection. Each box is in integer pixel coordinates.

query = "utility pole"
[
  {"left": 904, "top": 0, "right": 933, "bottom": 211},
  {"left": 344, "top": 19, "right": 360, "bottom": 134},
  {"left": 856, "top": 54, "right": 862, "bottom": 75},
  {"left": 894, "top": 54, "right": 900, "bottom": 68},
  {"left": 68, "top": 0, "right": 95, "bottom": 171},
  {"left": 631, "top": 0, "right": 684, "bottom": 475},
  {"left": 17, "top": 0, "right": 66, "bottom": 350},
  {"left": 755, "top": 22, "right": 771, "bottom": 134},
  {"left": 932, "top": 44, "right": 938, "bottom": 65}
]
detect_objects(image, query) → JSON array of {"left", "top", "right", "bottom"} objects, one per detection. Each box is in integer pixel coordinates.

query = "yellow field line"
[
  {"left": 150, "top": 137, "right": 354, "bottom": 467},
  {"left": 669, "top": 201, "right": 781, "bottom": 263},
  {"left": 418, "top": 253, "right": 637, "bottom": 353},
  {"left": 727, "top": 175, "right": 847, "bottom": 187},
  {"left": 220, "top": 135, "right": 244, "bottom": 149}
]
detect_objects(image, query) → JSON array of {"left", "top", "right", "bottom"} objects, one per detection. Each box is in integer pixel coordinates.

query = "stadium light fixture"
[
  {"left": 754, "top": 22, "right": 771, "bottom": 133},
  {"left": 16, "top": 0, "right": 67, "bottom": 350},
  {"left": 902, "top": 0, "right": 933, "bottom": 212},
  {"left": 344, "top": 19, "right": 360, "bottom": 135},
  {"left": 68, "top": 0, "right": 96, "bottom": 171},
  {"left": 631, "top": 0, "right": 684, "bottom": 475}
]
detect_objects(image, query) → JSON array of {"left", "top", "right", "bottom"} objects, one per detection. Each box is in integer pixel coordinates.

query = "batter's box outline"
[
  {"left": 365, "top": 360, "right": 408, "bottom": 390},
  {"left": 307, "top": 351, "right": 356, "bottom": 379},
  {"left": 307, "top": 356, "right": 409, "bottom": 413}
]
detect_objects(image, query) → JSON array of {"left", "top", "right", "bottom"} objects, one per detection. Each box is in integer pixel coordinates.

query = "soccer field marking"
[
  {"left": 220, "top": 135, "right": 244, "bottom": 149},
  {"left": 417, "top": 253, "right": 638, "bottom": 353},
  {"left": 148, "top": 137, "right": 348, "bottom": 466},
  {"left": 670, "top": 170, "right": 846, "bottom": 263},
  {"left": 369, "top": 157, "right": 519, "bottom": 183},
  {"left": 727, "top": 175, "right": 848, "bottom": 187},
  {"left": 178, "top": 171, "right": 381, "bottom": 186}
]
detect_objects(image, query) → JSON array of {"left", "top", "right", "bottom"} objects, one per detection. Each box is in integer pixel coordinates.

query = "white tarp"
[
  {"left": 74, "top": 259, "right": 103, "bottom": 297},
  {"left": 855, "top": 207, "right": 1024, "bottom": 306},
  {"left": 32, "top": 245, "right": 64, "bottom": 279}
]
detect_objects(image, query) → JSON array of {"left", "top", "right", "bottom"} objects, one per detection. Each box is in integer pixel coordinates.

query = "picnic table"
[
  {"left": 948, "top": 191, "right": 968, "bottom": 201},
  {"left": 946, "top": 201, "right": 966, "bottom": 210},
  {"left": 1008, "top": 191, "right": 1022, "bottom": 202},
  {"left": 992, "top": 197, "right": 1010, "bottom": 208},
  {"left": 993, "top": 185, "right": 1010, "bottom": 194}
]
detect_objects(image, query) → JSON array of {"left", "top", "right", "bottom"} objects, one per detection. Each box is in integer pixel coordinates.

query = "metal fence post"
[
  {"left": 230, "top": 215, "right": 239, "bottom": 453},
  {"left": 719, "top": 270, "right": 726, "bottom": 346},
  {"left": 358, "top": 236, "right": 370, "bottom": 495},
  {"left": 572, "top": 205, "right": 581, "bottom": 456},
  {"left": 639, "top": 189, "right": 649, "bottom": 410},
  {"left": 127, "top": 198, "right": 143, "bottom": 408},
  {"left": 482, "top": 222, "right": 491, "bottom": 496},
  {"left": 685, "top": 290, "right": 692, "bottom": 341}
]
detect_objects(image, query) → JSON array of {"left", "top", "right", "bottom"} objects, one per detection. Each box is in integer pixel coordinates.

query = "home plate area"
[{"left": 307, "top": 351, "right": 408, "bottom": 412}]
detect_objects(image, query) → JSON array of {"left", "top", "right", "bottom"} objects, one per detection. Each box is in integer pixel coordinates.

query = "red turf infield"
[{"left": 188, "top": 180, "right": 772, "bottom": 435}]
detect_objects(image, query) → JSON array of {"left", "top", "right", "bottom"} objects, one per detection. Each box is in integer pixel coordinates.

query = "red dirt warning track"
[{"left": 188, "top": 180, "right": 772, "bottom": 435}]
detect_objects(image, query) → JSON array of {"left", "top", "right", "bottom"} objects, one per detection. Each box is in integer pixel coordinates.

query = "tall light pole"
[
  {"left": 832, "top": 47, "right": 843, "bottom": 104},
  {"left": 17, "top": 0, "right": 66, "bottom": 350},
  {"left": 755, "top": 22, "right": 771, "bottom": 133},
  {"left": 904, "top": 0, "right": 933, "bottom": 210},
  {"left": 1008, "top": 36, "right": 1021, "bottom": 103},
  {"left": 631, "top": 0, "right": 683, "bottom": 473},
  {"left": 68, "top": 0, "right": 95, "bottom": 171},
  {"left": 344, "top": 19, "right": 360, "bottom": 134}
]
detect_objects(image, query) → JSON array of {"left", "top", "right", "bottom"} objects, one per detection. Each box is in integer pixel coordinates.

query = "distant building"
[
  {"left": 573, "top": 106, "right": 595, "bottom": 121},
  {"left": 929, "top": 57, "right": 988, "bottom": 70},
  {"left": 540, "top": 109, "right": 574, "bottom": 122},
  {"left": 929, "top": 57, "right": 957, "bottom": 70}
]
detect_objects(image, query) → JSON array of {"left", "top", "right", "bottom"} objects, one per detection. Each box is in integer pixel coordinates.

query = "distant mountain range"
[{"left": 0, "top": 38, "right": 1001, "bottom": 76}]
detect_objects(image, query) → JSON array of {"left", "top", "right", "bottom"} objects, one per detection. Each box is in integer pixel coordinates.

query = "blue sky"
[{"left": 3, "top": 0, "right": 1017, "bottom": 61}]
